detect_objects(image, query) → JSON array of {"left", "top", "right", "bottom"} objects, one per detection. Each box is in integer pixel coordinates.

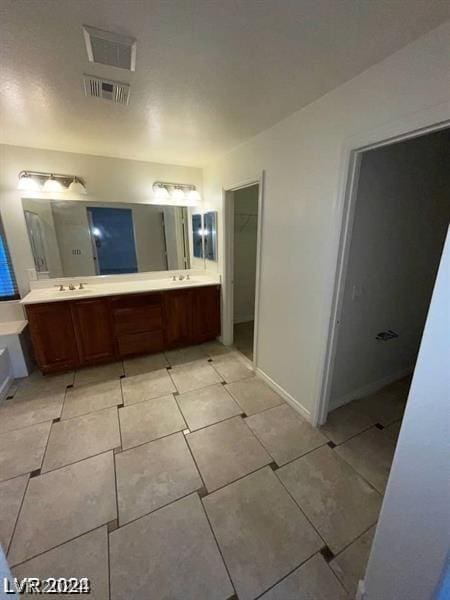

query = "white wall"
[
  {"left": 202, "top": 22, "right": 450, "bottom": 421},
  {"left": 0, "top": 144, "right": 203, "bottom": 296},
  {"left": 233, "top": 185, "right": 258, "bottom": 323},
  {"left": 363, "top": 228, "right": 450, "bottom": 600},
  {"left": 330, "top": 130, "right": 450, "bottom": 409}
]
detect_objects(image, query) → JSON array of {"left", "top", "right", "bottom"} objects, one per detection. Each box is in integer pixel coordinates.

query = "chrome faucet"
[
  {"left": 54, "top": 284, "right": 65, "bottom": 291},
  {"left": 78, "top": 282, "right": 85, "bottom": 290},
  {"left": 178, "top": 274, "right": 185, "bottom": 281},
  {"left": 68, "top": 283, "right": 76, "bottom": 291}
]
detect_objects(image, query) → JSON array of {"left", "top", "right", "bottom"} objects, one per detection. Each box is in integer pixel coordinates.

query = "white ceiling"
[{"left": 0, "top": 0, "right": 448, "bottom": 167}]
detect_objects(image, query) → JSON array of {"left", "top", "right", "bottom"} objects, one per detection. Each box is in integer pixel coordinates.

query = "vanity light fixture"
[
  {"left": 150, "top": 181, "right": 201, "bottom": 206},
  {"left": 17, "top": 171, "right": 87, "bottom": 195}
]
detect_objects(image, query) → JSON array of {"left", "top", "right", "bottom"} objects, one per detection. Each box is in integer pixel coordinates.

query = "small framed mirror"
[
  {"left": 203, "top": 211, "right": 218, "bottom": 262},
  {"left": 192, "top": 213, "right": 203, "bottom": 259}
]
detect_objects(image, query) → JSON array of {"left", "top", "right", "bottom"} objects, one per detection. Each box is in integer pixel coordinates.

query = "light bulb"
[
  {"left": 43, "top": 175, "right": 63, "bottom": 193},
  {"left": 154, "top": 184, "right": 170, "bottom": 200},
  {"left": 171, "top": 187, "right": 185, "bottom": 203},
  {"left": 68, "top": 177, "right": 87, "bottom": 195},
  {"left": 17, "top": 173, "right": 40, "bottom": 192}
]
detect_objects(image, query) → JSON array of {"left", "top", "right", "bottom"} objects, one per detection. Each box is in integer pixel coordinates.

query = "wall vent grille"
[
  {"left": 83, "top": 74, "right": 130, "bottom": 105},
  {"left": 83, "top": 25, "right": 136, "bottom": 71}
]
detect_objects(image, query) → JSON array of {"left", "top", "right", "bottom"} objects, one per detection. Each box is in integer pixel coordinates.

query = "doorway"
[
  {"left": 223, "top": 176, "right": 264, "bottom": 364},
  {"left": 87, "top": 207, "right": 138, "bottom": 275}
]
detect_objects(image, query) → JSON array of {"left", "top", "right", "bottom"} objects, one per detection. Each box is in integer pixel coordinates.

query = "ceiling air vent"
[
  {"left": 83, "top": 74, "right": 130, "bottom": 105},
  {"left": 83, "top": 25, "right": 136, "bottom": 71}
]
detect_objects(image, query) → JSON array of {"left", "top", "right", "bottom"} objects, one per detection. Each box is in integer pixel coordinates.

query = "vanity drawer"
[
  {"left": 112, "top": 305, "right": 163, "bottom": 335},
  {"left": 116, "top": 330, "right": 164, "bottom": 357}
]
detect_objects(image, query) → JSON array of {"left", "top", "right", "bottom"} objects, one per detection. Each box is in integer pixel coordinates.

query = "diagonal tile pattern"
[
  {"left": 42, "top": 407, "right": 121, "bottom": 472},
  {"left": 259, "top": 553, "right": 347, "bottom": 599},
  {"left": 3, "top": 345, "right": 406, "bottom": 598},
  {"left": 0, "top": 421, "right": 51, "bottom": 482},
  {"left": 116, "top": 432, "right": 202, "bottom": 524},
  {"left": 13, "top": 527, "right": 109, "bottom": 599},
  {"left": 110, "top": 493, "right": 234, "bottom": 600},
  {"left": 8, "top": 451, "right": 116, "bottom": 566},
  {"left": 225, "top": 377, "right": 284, "bottom": 416},
  {"left": 177, "top": 383, "right": 243, "bottom": 431},
  {"left": 187, "top": 416, "right": 272, "bottom": 491},
  {"left": 277, "top": 445, "right": 382, "bottom": 553},
  {"left": 62, "top": 380, "right": 122, "bottom": 420},
  {"left": 119, "top": 394, "right": 186, "bottom": 449},
  {"left": 0, "top": 474, "right": 28, "bottom": 552},
  {"left": 121, "top": 369, "right": 176, "bottom": 405},
  {"left": 203, "top": 467, "right": 323, "bottom": 600},
  {"left": 246, "top": 403, "right": 327, "bottom": 466}
]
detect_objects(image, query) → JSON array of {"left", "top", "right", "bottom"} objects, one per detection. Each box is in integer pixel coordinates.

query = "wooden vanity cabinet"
[
  {"left": 163, "top": 289, "right": 194, "bottom": 348},
  {"left": 25, "top": 302, "right": 79, "bottom": 372},
  {"left": 110, "top": 292, "right": 165, "bottom": 358},
  {"left": 71, "top": 298, "right": 115, "bottom": 365},
  {"left": 25, "top": 284, "right": 221, "bottom": 373}
]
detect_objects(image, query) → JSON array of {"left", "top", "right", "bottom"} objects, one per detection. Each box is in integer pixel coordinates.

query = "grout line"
[
  {"left": 323, "top": 420, "right": 379, "bottom": 447},
  {"left": 252, "top": 550, "right": 326, "bottom": 599},
  {"left": 274, "top": 469, "right": 330, "bottom": 549},
  {"left": 198, "top": 495, "right": 237, "bottom": 596},
  {"left": 112, "top": 446, "right": 120, "bottom": 528},
  {"left": 110, "top": 489, "right": 204, "bottom": 531},
  {"left": 5, "top": 473, "right": 31, "bottom": 558},
  {"left": 37, "top": 417, "right": 55, "bottom": 480},
  {"left": 197, "top": 463, "right": 273, "bottom": 498},
  {"left": 9, "top": 524, "right": 110, "bottom": 570},
  {"left": 330, "top": 521, "right": 378, "bottom": 560},
  {"left": 107, "top": 521, "right": 112, "bottom": 600},
  {"left": 32, "top": 448, "right": 117, "bottom": 478}
]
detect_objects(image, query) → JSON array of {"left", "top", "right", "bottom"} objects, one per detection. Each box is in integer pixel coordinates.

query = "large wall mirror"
[{"left": 22, "top": 198, "right": 193, "bottom": 278}]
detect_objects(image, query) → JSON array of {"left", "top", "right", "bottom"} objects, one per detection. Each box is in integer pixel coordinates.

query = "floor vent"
[
  {"left": 83, "top": 74, "right": 130, "bottom": 105},
  {"left": 83, "top": 25, "right": 136, "bottom": 71}
]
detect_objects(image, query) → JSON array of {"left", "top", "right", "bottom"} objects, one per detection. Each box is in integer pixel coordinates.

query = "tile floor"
[
  {"left": 0, "top": 341, "right": 409, "bottom": 599},
  {"left": 233, "top": 320, "right": 254, "bottom": 360}
]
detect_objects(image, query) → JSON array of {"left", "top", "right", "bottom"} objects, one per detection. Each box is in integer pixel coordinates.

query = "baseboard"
[
  {"left": 355, "top": 579, "right": 366, "bottom": 600},
  {"left": 233, "top": 315, "right": 254, "bottom": 325},
  {"left": 256, "top": 367, "right": 311, "bottom": 422},
  {"left": 0, "top": 374, "right": 13, "bottom": 402},
  {"left": 329, "top": 366, "right": 414, "bottom": 411}
]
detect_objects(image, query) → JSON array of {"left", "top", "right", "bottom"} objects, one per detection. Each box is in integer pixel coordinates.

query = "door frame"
[
  {"left": 315, "top": 119, "right": 450, "bottom": 426},
  {"left": 222, "top": 171, "right": 265, "bottom": 367}
]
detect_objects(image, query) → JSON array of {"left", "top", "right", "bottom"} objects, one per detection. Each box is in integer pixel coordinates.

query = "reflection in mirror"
[
  {"left": 22, "top": 198, "right": 191, "bottom": 278},
  {"left": 204, "top": 211, "right": 218, "bottom": 261},
  {"left": 192, "top": 214, "right": 203, "bottom": 259}
]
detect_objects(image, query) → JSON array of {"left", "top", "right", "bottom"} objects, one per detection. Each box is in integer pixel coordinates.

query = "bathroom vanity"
[{"left": 23, "top": 280, "right": 220, "bottom": 374}]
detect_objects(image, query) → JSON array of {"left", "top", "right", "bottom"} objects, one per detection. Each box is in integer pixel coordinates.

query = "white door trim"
[
  {"left": 222, "top": 172, "right": 265, "bottom": 368},
  {"left": 314, "top": 118, "right": 450, "bottom": 426}
]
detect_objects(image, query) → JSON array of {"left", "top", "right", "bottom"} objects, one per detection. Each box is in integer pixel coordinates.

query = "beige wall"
[
  {"left": 203, "top": 23, "right": 450, "bottom": 421},
  {"left": 0, "top": 145, "right": 202, "bottom": 296}
]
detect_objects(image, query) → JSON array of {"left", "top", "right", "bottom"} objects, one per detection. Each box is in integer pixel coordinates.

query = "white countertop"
[{"left": 21, "top": 275, "right": 220, "bottom": 305}]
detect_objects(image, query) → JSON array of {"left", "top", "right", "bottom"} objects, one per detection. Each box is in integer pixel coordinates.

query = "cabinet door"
[
  {"left": 26, "top": 302, "right": 79, "bottom": 373},
  {"left": 71, "top": 298, "right": 115, "bottom": 364},
  {"left": 163, "top": 289, "right": 193, "bottom": 347},
  {"left": 192, "top": 285, "right": 221, "bottom": 343}
]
